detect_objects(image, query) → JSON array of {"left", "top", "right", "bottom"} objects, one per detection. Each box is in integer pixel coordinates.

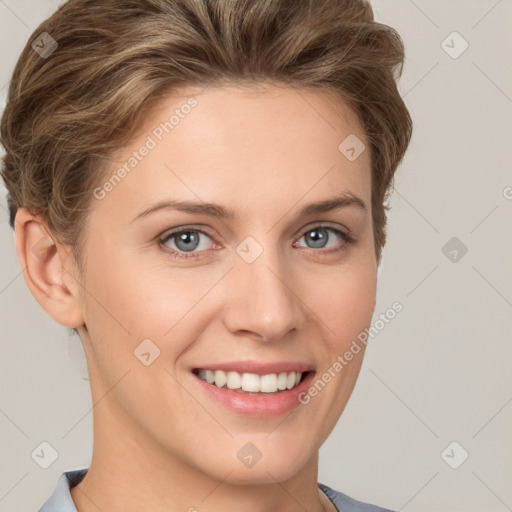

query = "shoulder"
[
  {"left": 319, "top": 483, "right": 397, "bottom": 512},
  {"left": 38, "top": 468, "right": 88, "bottom": 512}
]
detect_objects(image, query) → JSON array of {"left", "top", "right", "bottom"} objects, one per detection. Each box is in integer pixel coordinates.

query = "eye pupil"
[
  {"left": 176, "top": 231, "right": 200, "bottom": 252},
  {"left": 306, "top": 228, "right": 328, "bottom": 249}
]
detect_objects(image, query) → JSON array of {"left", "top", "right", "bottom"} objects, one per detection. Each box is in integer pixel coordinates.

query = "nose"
[{"left": 222, "top": 245, "right": 306, "bottom": 343}]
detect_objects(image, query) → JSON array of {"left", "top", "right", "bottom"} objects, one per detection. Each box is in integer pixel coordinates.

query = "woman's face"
[{"left": 75, "top": 83, "right": 377, "bottom": 483}]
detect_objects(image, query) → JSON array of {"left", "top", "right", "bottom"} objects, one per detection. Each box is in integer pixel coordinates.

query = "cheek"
[
  {"left": 79, "top": 245, "right": 222, "bottom": 386},
  {"left": 304, "top": 261, "right": 377, "bottom": 348},
  {"left": 82, "top": 243, "right": 195, "bottom": 336},
  {"left": 283, "top": 262, "right": 376, "bottom": 446}
]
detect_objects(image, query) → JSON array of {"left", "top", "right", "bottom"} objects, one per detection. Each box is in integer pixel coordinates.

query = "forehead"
[{"left": 93, "top": 83, "right": 371, "bottom": 223}]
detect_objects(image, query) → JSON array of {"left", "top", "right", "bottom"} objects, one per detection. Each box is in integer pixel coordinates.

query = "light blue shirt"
[{"left": 38, "top": 468, "right": 396, "bottom": 512}]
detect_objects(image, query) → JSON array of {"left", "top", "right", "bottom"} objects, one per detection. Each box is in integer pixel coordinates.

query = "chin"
[{"left": 197, "top": 437, "right": 314, "bottom": 485}]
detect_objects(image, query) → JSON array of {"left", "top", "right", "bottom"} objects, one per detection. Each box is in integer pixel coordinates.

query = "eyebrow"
[{"left": 130, "top": 193, "right": 367, "bottom": 223}]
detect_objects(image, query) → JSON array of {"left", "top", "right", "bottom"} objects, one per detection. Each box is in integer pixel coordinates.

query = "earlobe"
[{"left": 14, "top": 208, "right": 85, "bottom": 329}]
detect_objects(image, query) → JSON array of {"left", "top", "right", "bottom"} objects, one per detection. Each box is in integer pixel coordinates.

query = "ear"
[{"left": 14, "top": 207, "right": 85, "bottom": 329}]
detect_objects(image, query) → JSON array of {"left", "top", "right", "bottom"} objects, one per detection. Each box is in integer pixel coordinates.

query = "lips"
[{"left": 190, "top": 363, "right": 317, "bottom": 417}]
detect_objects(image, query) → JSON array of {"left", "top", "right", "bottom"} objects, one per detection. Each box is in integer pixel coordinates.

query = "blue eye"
[
  {"left": 158, "top": 224, "right": 356, "bottom": 261},
  {"left": 294, "top": 226, "right": 356, "bottom": 251},
  {"left": 159, "top": 228, "right": 213, "bottom": 260}
]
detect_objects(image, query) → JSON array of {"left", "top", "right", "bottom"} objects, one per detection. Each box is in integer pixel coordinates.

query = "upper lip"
[{"left": 192, "top": 360, "right": 315, "bottom": 375}]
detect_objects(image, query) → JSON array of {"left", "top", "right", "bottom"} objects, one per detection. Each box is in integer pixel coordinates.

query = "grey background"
[{"left": 1, "top": 1, "right": 511, "bottom": 511}]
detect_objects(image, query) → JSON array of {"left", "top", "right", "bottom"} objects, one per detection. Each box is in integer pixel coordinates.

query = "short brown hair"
[{"left": 1, "top": 0, "right": 412, "bottom": 273}]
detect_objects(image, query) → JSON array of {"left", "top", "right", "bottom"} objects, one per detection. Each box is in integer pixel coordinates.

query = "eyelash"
[{"left": 157, "top": 224, "right": 357, "bottom": 261}]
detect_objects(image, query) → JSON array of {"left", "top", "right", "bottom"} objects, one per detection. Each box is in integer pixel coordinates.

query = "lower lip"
[{"left": 191, "top": 371, "right": 316, "bottom": 418}]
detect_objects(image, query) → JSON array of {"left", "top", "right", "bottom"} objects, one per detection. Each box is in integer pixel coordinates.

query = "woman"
[{"left": 0, "top": 0, "right": 412, "bottom": 511}]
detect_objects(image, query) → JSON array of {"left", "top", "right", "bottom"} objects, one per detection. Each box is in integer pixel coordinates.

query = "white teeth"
[
  {"left": 241, "top": 373, "right": 260, "bottom": 392},
  {"left": 197, "top": 369, "right": 304, "bottom": 393},
  {"left": 226, "top": 371, "right": 241, "bottom": 389},
  {"left": 214, "top": 370, "right": 227, "bottom": 387},
  {"left": 277, "top": 372, "right": 288, "bottom": 390},
  {"left": 260, "top": 373, "right": 277, "bottom": 393}
]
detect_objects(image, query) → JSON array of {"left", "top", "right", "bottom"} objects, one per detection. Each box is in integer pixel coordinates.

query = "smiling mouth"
[{"left": 192, "top": 368, "right": 311, "bottom": 395}]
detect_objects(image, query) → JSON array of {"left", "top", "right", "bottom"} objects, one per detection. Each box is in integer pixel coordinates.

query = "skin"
[{"left": 15, "top": 83, "right": 377, "bottom": 512}]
